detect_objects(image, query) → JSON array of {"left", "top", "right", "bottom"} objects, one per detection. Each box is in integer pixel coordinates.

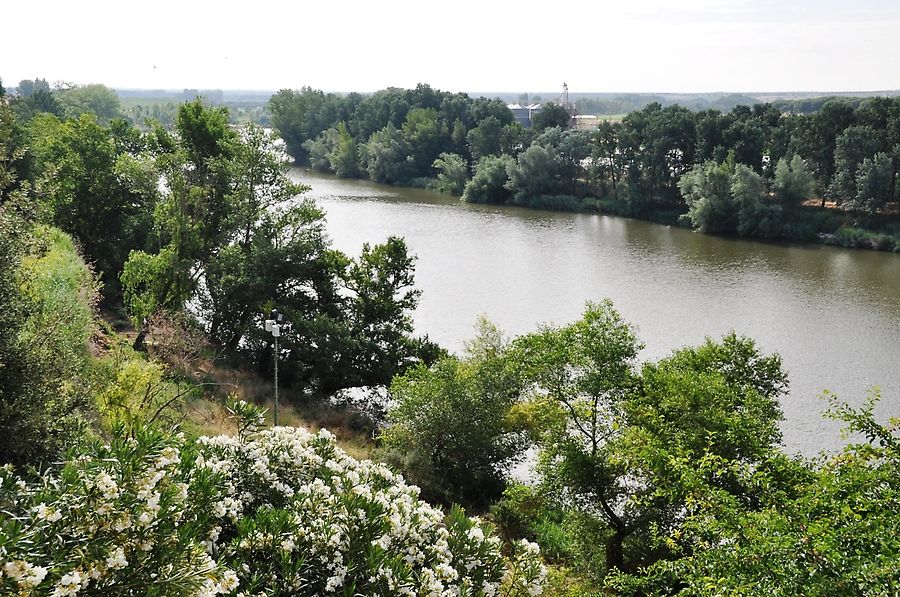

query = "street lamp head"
[
  {"left": 264, "top": 319, "right": 274, "bottom": 332},
  {"left": 271, "top": 323, "right": 281, "bottom": 338}
]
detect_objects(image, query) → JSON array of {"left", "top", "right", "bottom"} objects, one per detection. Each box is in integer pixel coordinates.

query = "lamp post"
[{"left": 264, "top": 309, "right": 285, "bottom": 426}]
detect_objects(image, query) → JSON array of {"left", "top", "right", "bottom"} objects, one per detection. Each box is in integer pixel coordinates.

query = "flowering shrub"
[{"left": 0, "top": 410, "right": 545, "bottom": 596}]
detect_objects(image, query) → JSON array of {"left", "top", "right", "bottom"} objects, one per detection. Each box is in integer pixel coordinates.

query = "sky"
[{"left": 4, "top": 0, "right": 900, "bottom": 94}]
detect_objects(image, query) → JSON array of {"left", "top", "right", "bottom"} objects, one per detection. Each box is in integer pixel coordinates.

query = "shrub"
[
  {"left": 0, "top": 217, "right": 96, "bottom": 469},
  {"left": 0, "top": 410, "right": 546, "bottom": 596}
]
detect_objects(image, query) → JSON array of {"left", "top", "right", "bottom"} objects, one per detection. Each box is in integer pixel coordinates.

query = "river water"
[{"left": 291, "top": 169, "right": 900, "bottom": 455}]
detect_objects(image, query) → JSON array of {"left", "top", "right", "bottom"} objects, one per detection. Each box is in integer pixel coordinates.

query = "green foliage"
[
  {"left": 679, "top": 159, "right": 784, "bottom": 238},
  {"left": 849, "top": 151, "right": 894, "bottom": 214},
  {"left": 504, "top": 301, "right": 791, "bottom": 583},
  {"left": 56, "top": 84, "right": 122, "bottom": 122},
  {"left": 828, "top": 124, "right": 879, "bottom": 203},
  {"left": 467, "top": 115, "right": 503, "bottom": 162},
  {"left": 621, "top": 392, "right": 900, "bottom": 597},
  {"left": 463, "top": 154, "right": 515, "bottom": 204},
  {"left": 382, "top": 319, "right": 527, "bottom": 507},
  {"left": 92, "top": 347, "right": 201, "bottom": 434},
  {"left": 0, "top": 216, "right": 95, "bottom": 469},
  {"left": 431, "top": 152, "right": 468, "bottom": 195},
  {"left": 773, "top": 154, "right": 814, "bottom": 206},
  {"left": 678, "top": 160, "right": 736, "bottom": 233},
  {"left": 361, "top": 123, "right": 411, "bottom": 184},
  {"left": 507, "top": 144, "right": 561, "bottom": 201},
  {"left": 826, "top": 226, "right": 900, "bottom": 251},
  {"left": 32, "top": 114, "right": 155, "bottom": 287},
  {"left": 532, "top": 103, "right": 571, "bottom": 132}
]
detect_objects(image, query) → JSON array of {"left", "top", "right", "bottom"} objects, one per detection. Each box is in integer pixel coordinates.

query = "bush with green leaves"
[
  {"left": 381, "top": 320, "right": 528, "bottom": 508},
  {"left": 0, "top": 216, "right": 96, "bottom": 469},
  {"left": 0, "top": 405, "right": 545, "bottom": 596}
]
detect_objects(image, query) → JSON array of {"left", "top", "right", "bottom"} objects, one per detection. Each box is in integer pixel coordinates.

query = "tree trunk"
[
  {"left": 606, "top": 525, "right": 626, "bottom": 572},
  {"left": 133, "top": 320, "right": 150, "bottom": 352}
]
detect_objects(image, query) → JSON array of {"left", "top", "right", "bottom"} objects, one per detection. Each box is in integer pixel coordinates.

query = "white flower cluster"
[
  {"left": 196, "top": 426, "right": 545, "bottom": 596},
  {"left": 0, "top": 425, "right": 544, "bottom": 596}
]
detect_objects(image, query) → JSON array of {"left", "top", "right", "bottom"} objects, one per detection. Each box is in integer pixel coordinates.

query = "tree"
[
  {"left": 342, "top": 236, "right": 422, "bottom": 387},
  {"left": 269, "top": 87, "right": 346, "bottom": 163},
  {"left": 16, "top": 78, "right": 49, "bottom": 97},
  {"left": 467, "top": 115, "right": 503, "bottom": 162},
  {"left": 34, "top": 114, "right": 155, "bottom": 287},
  {"left": 512, "top": 302, "right": 789, "bottom": 578},
  {"left": 532, "top": 103, "right": 571, "bottom": 132},
  {"left": 381, "top": 319, "right": 527, "bottom": 507},
  {"left": 850, "top": 152, "right": 894, "bottom": 215},
  {"left": 732, "top": 163, "right": 782, "bottom": 238},
  {"left": 828, "top": 125, "right": 880, "bottom": 204},
  {"left": 463, "top": 154, "right": 515, "bottom": 204},
  {"left": 329, "top": 122, "right": 361, "bottom": 178},
  {"left": 431, "top": 152, "right": 468, "bottom": 195},
  {"left": 646, "top": 393, "right": 900, "bottom": 597},
  {"left": 592, "top": 121, "right": 627, "bottom": 200},
  {"left": 57, "top": 83, "right": 123, "bottom": 122},
  {"left": 511, "top": 301, "right": 642, "bottom": 572},
  {"left": 402, "top": 107, "right": 448, "bottom": 176},
  {"left": 506, "top": 143, "right": 562, "bottom": 201},
  {"left": 678, "top": 160, "right": 736, "bottom": 233},
  {"left": 773, "top": 154, "right": 814, "bottom": 206},
  {"left": 360, "top": 123, "right": 410, "bottom": 184}
]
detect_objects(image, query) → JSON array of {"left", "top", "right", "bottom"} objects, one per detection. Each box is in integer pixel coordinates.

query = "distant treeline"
[
  {"left": 8, "top": 78, "right": 271, "bottom": 127},
  {"left": 269, "top": 84, "right": 900, "bottom": 251}
]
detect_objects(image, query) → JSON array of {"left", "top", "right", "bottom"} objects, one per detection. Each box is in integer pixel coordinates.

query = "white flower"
[
  {"left": 96, "top": 472, "right": 120, "bottom": 500},
  {"left": 53, "top": 569, "right": 85, "bottom": 596},
  {"left": 105, "top": 546, "right": 128, "bottom": 570},
  {"left": 33, "top": 503, "right": 62, "bottom": 522}
]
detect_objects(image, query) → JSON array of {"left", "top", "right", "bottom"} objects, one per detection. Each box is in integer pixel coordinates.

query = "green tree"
[
  {"left": 828, "top": 124, "right": 879, "bottom": 204},
  {"left": 532, "top": 103, "right": 571, "bottom": 132},
  {"left": 467, "top": 115, "right": 503, "bottom": 162},
  {"left": 402, "top": 107, "right": 448, "bottom": 176},
  {"left": 57, "top": 83, "right": 123, "bottom": 122},
  {"left": 678, "top": 160, "right": 736, "bottom": 233},
  {"left": 506, "top": 143, "right": 562, "bottom": 201},
  {"left": 732, "top": 163, "right": 782, "bottom": 238},
  {"left": 463, "top": 154, "right": 515, "bottom": 204},
  {"left": 511, "top": 301, "right": 642, "bottom": 572},
  {"left": 329, "top": 122, "right": 361, "bottom": 178},
  {"left": 512, "top": 301, "right": 789, "bottom": 578},
  {"left": 431, "top": 152, "right": 468, "bottom": 195},
  {"left": 269, "top": 87, "right": 345, "bottom": 163},
  {"left": 850, "top": 151, "right": 894, "bottom": 215},
  {"left": 646, "top": 393, "right": 900, "bottom": 597},
  {"left": 382, "top": 319, "right": 526, "bottom": 507},
  {"left": 360, "top": 123, "right": 410, "bottom": 184},
  {"left": 34, "top": 114, "right": 155, "bottom": 287},
  {"left": 773, "top": 154, "right": 814, "bottom": 206}
]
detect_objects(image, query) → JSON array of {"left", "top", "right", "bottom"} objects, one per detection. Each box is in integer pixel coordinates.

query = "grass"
[{"left": 93, "top": 311, "right": 377, "bottom": 460}]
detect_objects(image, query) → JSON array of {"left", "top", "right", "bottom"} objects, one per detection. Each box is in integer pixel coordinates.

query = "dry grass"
[{"left": 96, "top": 309, "right": 378, "bottom": 461}]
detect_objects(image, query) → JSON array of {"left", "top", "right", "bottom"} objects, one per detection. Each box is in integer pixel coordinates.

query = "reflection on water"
[{"left": 293, "top": 169, "right": 900, "bottom": 455}]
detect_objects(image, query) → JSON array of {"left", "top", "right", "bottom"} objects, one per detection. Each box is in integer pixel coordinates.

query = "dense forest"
[
  {"left": 1, "top": 77, "right": 899, "bottom": 596},
  {"left": 269, "top": 84, "right": 900, "bottom": 251}
]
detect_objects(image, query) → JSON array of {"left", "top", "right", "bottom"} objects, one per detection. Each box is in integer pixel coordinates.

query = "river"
[{"left": 291, "top": 169, "right": 900, "bottom": 455}]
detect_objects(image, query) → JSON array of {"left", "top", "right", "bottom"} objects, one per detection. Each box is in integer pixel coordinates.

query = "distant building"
[
  {"left": 573, "top": 115, "right": 600, "bottom": 130},
  {"left": 507, "top": 102, "right": 542, "bottom": 128}
]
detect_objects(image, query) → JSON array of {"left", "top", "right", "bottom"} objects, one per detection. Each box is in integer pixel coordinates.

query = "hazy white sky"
[{"left": 5, "top": 0, "right": 900, "bottom": 93}]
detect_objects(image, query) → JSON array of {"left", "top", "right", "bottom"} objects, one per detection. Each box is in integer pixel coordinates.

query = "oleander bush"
[{"left": 0, "top": 403, "right": 545, "bottom": 597}]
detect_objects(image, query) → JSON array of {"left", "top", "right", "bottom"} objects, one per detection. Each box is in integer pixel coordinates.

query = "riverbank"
[{"left": 320, "top": 170, "right": 900, "bottom": 254}]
